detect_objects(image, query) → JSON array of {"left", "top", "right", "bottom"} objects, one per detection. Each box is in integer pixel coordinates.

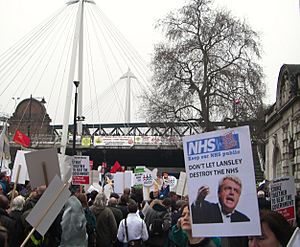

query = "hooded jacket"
[
  {"left": 60, "top": 195, "right": 88, "bottom": 247},
  {"left": 90, "top": 205, "right": 117, "bottom": 247}
]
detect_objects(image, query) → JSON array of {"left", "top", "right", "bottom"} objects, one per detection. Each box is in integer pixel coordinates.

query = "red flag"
[
  {"left": 13, "top": 130, "right": 31, "bottom": 148},
  {"left": 110, "top": 161, "right": 124, "bottom": 173}
]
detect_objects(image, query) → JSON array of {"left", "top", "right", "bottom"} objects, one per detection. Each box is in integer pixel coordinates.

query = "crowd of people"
[{"left": 0, "top": 172, "right": 299, "bottom": 247}]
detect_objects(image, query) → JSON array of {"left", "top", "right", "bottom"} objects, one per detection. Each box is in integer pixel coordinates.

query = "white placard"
[
  {"left": 114, "top": 172, "right": 124, "bottom": 194},
  {"left": 270, "top": 176, "right": 296, "bottom": 224},
  {"left": 133, "top": 173, "right": 143, "bottom": 186},
  {"left": 26, "top": 175, "right": 70, "bottom": 236},
  {"left": 183, "top": 126, "right": 261, "bottom": 237},
  {"left": 72, "top": 156, "right": 90, "bottom": 185},
  {"left": 124, "top": 170, "right": 133, "bottom": 188},
  {"left": 176, "top": 172, "right": 188, "bottom": 196},
  {"left": 142, "top": 172, "right": 154, "bottom": 187},
  {"left": 165, "top": 176, "right": 177, "bottom": 189},
  {"left": 11, "top": 150, "right": 30, "bottom": 184}
]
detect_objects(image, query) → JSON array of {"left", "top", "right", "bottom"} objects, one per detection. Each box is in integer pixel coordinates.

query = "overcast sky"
[{"left": 0, "top": 0, "right": 300, "bottom": 106}]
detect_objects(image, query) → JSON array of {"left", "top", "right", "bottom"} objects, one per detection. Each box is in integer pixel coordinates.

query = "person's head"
[
  {"left": 218, "top": 175, "right": 242, "bottom": 214},
  {"left": 36, "top": 185, "right": 47, "bottom": 196},
  {"left": 123, "top": 187, "right": 131, "bottom": 195},
  {"left": 108, "top": 197, "right": 118, "bottom": 207},
  {"left": 162, "top": 197, "right": 171, "bottom": 209},
  {"left": 169, "top": 191, "right": 178, "bottom": 201},
  {"left": 11, "top": 195, "right": 25, "bottom": 211},
  {"left": 119, "top": 194, "right": 129, "bottom": 205},
  {"left": 69, "top": 184, "right": 80, "bottom": 196},
  {"left": 89, "top": 190, "right": 98, "bottom": 201},
  {"left": 248, "top": 210, "right": 294, "bottom": 247},
  {"left": 94, "top": 192, "right": 107, "bottom": 207},
  {"left": 76, "top": 193, "right": 88, "bottom": 208},
  {"left": 0, "top": 172, "right": 6, "bottom": 181},
  {"left": 150, "top": 190, "right": 159, "bottom": 200},
  {"left": 0, "top": 195, "right": 9, "bottom": 210},
  {"left": 128, "top": 201, "right": 138, "bottom": 213},
  {"left": 180, "top": 202, "right": 191, "bottom": 232},
  {"left": 257, "top": 190, "right": 265, "bottom": 199},
  {"left": 110, "top": 192, "right": 120, "bottom": 200}
]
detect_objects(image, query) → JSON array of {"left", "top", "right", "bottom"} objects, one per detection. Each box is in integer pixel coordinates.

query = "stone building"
[
  {"left": 8, "top": 97, "right": 52, "bottom": 141},
  {"left": 265, "top": 64, "right": 300, "bottom": 194}
]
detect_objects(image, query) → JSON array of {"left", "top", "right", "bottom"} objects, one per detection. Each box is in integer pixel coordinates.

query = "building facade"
[
  {"left": 265, "top": 64, "right": 300, "bottom": 194},
  {"left": 8, "top": 97, "right": 52, "bottom": 140}
]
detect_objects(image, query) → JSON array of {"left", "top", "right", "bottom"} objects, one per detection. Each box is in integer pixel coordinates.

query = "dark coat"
[
  {"left": 191, "top": 200, "right": 250, "bottom": 224},
  {"left": 108, "top": 206, "right": 123, "bottom": 226},
  {"left": 91, "top": 205, "right": 117, "bottom": 247},
  {"left": 9, "top": 210, "right": 23, "bottom": 247},
  {"left": 144, "top": 203, "right": 171, "bottom": 247},
  {"left": 0, "top": 208, "right": 16, "bottom": 247}
]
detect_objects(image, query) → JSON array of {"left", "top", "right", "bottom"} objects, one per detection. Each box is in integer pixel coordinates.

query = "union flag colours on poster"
[{"left": 13, "top": 130, "right": 31, "bottom": 148}]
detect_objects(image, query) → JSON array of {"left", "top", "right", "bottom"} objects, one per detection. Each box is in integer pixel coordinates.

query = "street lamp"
[
  {"left": 12, "top": 97, "right": 20, "bottom": 111},
  {"left": 73, "top": 81, "right": 80, "bottom": 155}
]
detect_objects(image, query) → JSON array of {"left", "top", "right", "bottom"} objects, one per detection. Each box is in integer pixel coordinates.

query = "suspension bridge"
[{"left": 0, "top": 1, "right": 263, "bottom": 179}]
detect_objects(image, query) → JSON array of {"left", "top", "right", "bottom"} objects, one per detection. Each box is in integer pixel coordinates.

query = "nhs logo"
[{"left": 186, "top": 132, "right": 240, "bottom": 155}]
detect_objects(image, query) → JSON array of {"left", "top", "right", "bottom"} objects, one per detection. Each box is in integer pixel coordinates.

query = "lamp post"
[
  {"left": 73, "top": 81, "right": 80, "bottom": 155},
  {"left": 28, "top": 95, "right": 33, "bottom": 138},
  {"left": 12, "top": 97, "right": 20, "bottom": 111}
]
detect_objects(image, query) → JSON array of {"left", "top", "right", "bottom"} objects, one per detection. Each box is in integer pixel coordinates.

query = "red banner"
[{"left": 13, "top": 130, "right": 31, "bottom": 148}]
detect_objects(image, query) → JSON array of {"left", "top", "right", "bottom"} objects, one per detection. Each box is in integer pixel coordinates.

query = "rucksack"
[{"left": 149, "top": 217, "right": 164, "bottom": 236}]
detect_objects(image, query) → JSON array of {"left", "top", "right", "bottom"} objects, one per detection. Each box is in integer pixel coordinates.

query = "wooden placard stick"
[
  {"left": 10, "top": 164, "right": 21, "bottom": 207},
  {"left": 20, "top": 182, "right": 69, "bottom": 247},
  {"left": 182, "top": 177, "right": 187, "bottom": 199},
  {"left": 42, "top": 162, "right": 48, "bottom": 187}
]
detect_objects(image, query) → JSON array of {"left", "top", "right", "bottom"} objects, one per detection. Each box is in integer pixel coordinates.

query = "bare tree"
[{"left": 143, "top": 0, "right": 265, "bottom": 131}]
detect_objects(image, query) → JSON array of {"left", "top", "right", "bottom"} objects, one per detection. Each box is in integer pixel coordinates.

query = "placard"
[
  {"left": 176, "top": 172, "right": 188, "bottom": 196},
  {"left": 142, "top": 172, "right": 154, "bottom": 187},
  {"left": 26, "top": 175, "right": 70, "bottom": 236},
  {"left": 25, "top": 149, "right": 61, "bottom": 189},
  {"left": 182, "top": 126, "right": 260, "bottom": 237},
  {"left": 72, "top": 156, "right": 90, "bottom": 185},
  {"left": 270, "top": 176, "right": 296, "bottom": 224},
  {"left": 11, "top": 150, "right": 30, "bottom": 184}
]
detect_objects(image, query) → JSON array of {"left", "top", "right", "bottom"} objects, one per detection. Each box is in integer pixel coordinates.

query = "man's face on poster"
[{"left": 218, "top": 179, "right": 241, "bottom": 214}]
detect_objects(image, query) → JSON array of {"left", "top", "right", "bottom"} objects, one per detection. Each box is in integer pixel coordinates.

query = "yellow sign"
[{"left": 81, "top": 136, "right": 91, "bottom": 147}]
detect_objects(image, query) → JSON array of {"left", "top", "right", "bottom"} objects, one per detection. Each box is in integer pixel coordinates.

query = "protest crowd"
[{"left": 0, "top": 171, "right": 299, "bottom": 247}]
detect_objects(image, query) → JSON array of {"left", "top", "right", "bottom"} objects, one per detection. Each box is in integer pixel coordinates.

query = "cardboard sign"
[
  {"left": 164, "top": 175, "right": 177, "bottom": 189},
  {"left": 133, "top": 173, "right": 144, "bottom": 186},
  {"left": 25, "top": 149, "right": 61, "bottom": 189},
  {"left": 26, "top": 175, "right": 70, "bottom": 236},
  {"left": 114, "top": 171, "right": 133, "bottom": 194},
  {"left": 182, "top": 126, "right": 261, "bottom": 237},
  {"left": 270, "top": 176, "right": 296, "bottom": 224},
  {"left": 72, "top": 156, "right": 90, "bottom": 185},
  {"left": 11, "top": 150, "right": 30, "bottom": 184},
  {"left": 142, "top": 172, "right": 154, "bottom": 187},
  {"left": 176, "top": 172, "right": 188, "bottom": 196}
]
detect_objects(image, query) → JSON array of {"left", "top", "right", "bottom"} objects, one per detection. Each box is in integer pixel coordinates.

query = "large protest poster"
[
  {"left": 72, "top": 156, "right": 90, "bottom": 185},
  {"left": 182, "top": 126, "right": 261, "bottom": 237},
  {"left": 270, "top": 176, "right": 296, "bottom": 224}
]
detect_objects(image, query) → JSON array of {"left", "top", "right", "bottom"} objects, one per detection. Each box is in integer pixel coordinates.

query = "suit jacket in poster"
[{"left": 191, "top": 200, "right": 250, "bottom": 224}]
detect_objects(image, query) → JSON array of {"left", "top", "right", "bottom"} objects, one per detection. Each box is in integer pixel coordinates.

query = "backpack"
[{"left": 149, "top": 216, "right": 164, "bottom": 237}]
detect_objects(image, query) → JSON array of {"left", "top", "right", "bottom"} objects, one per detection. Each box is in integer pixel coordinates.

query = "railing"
[{"left": 8, "top": 120, "right": 262, "bottom": 148}]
